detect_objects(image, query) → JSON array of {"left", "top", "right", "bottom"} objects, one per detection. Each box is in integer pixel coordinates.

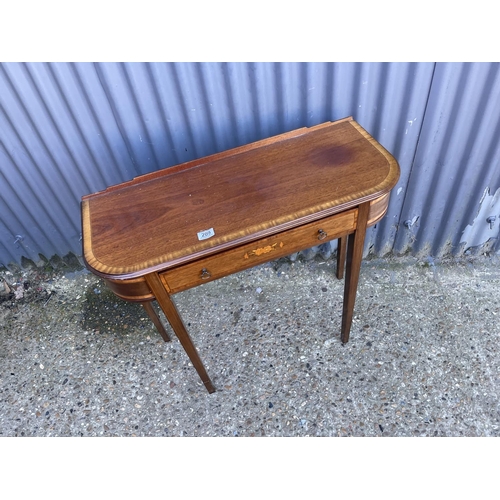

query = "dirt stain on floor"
[{"left": 81, "top": 280, "right": 157, "bottom": 335}]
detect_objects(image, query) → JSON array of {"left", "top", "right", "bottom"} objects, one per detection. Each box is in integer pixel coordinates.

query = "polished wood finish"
[
  {"left": 105, "top": 276, "right": 154, "bottom": 302},
  {"left": 336, "top": 236, "right": 347, "bottom": 280},
  {"left": 102, "top": 192, "right": 390, "bottom": 298},
  {"left": 161, "top": 209, "right": 356, "bottom": 294},
  {"left": 82, "top": 118, "right": 399, "bottom": 279},
  {"left": 81, "top": 117, "right": 400, "bottom": 393},
  {"left": 145, "top": 272, "right": 215, "bottom": 393},
  {"left": 141, "top": 301, "right": 171, "bottom": 343},
  {"left": 341, "top": 202, "right": 370, "bottom": 343}
]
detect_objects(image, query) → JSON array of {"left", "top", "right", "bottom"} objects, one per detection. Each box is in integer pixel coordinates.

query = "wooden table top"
[{"left": 82, "top": 117, "right": 400, "bottom": 278}]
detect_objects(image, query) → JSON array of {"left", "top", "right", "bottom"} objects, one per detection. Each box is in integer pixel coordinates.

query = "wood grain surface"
[
  {"left": 161, "top": 209, "right": 357, "bottom": 294},
  {"left": 82, "top": 118, "right": 400, "bottom": 278}
]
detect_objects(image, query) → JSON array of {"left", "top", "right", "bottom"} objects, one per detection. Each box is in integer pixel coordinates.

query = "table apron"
[{"left": 161, "top": 208, "right": 357, "bottom": 294}]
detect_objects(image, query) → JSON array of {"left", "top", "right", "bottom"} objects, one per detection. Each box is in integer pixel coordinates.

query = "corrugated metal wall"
[
  {"left": 395, "top": 62, "right": 500, "bottom": 257},
  {"left": 1, "top": 62, "right": 499, "bottom": 268}
]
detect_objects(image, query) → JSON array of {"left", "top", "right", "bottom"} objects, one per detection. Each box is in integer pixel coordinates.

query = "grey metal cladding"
[
  {"left": 1, "top": 62, "right": 499, "bottom": 267},
  {"left": 395, "top": 62, "right": 500, "bottom": 257}
]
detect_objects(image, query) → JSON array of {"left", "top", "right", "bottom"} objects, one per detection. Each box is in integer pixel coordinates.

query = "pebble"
[{"left": 0, "top": 255, "right": 499, "bottom": 439}]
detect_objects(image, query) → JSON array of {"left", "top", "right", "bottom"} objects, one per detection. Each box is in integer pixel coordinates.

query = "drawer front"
[{"left": 161, "top": 208, "right": 357, "bottom": 293}]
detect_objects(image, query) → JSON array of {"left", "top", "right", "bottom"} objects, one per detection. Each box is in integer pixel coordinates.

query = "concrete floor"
[{"left": 1, "top": 254, "right": 499, "bottom": 437}]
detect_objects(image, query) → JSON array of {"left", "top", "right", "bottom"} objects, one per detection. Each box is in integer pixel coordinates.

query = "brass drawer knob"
[
  {"left": 200, "top": 268, "right": 211, "bottom": 279},
  {"left": 317, "top": 229, "right": 327, "bottom": 240}
]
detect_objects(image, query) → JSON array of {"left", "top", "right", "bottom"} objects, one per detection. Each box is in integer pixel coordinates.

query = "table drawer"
[{"left": 161, "top": 208, "right": 357, "bottom": 293}]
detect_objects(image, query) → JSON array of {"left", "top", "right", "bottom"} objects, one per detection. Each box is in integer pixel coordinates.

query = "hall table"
[{"left": 81, "top": 117, "right": 400, "bottom": 393}]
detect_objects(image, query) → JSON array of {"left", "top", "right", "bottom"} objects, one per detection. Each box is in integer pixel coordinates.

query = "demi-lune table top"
[{"left": 82, "top": 117, "right": 399, "bottom": 279}]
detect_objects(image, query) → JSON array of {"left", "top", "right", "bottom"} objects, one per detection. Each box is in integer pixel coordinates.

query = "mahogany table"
[{"left": 81, "top": 117, "right": 400, "bottom": 393}]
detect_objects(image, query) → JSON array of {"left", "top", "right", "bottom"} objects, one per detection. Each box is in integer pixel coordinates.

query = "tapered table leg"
[
  {"left": 141, "top": 301, "right": 171, "bottom": 342},
  {"left": 336, "top": 236, "right": 347, "bottom": 279},
  {"left": 145, "top": 273, "right": 216, "bottom": 394},
  {"left": 341, "top": 202, "right": 370, "bottom": 344}
]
